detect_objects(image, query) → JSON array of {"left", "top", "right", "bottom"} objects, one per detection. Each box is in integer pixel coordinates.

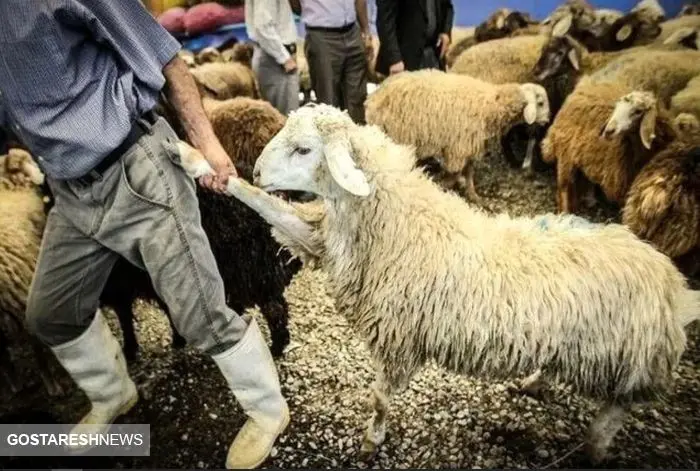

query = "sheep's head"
[
  {"left": 630, "top": 0, "right": 666, "bottom": 22},
  {"left": 601, "top": 91, "right": 659, "bottom": 149},
  {"left": 589, "top": 8, "right": 624, "bottom": 37},
  {"left": 224, "top": 42, "right": 255, "bottom": 68},
  {"left": 178, "top": 49, "right": 196, "bottom": 68},
  {"left": 678, "top": 3, "right": 700, "bottom": 16},
  {"left": 663, "top": 27, "right": 700, "bottom": 49},
  {"left": 674, "top": 112, "right": 700, "bottom": 134},
  {"left": 519, "top": 83, "right": 550, "bottom": 125},
  {"left": 196, "top": 47, "right": 223, "bottom": 65},
  {"left": 533, "top": 35, "right": 582, "bottom": 81},
  {"left": 253, "top": 104, "right": 371, "bottom": 198},
  {"left": 546, "top": 0, "right": 597, "bottom": 38},
  {"left": 0, "top": 148, "right": 45, "bottom": 188}
]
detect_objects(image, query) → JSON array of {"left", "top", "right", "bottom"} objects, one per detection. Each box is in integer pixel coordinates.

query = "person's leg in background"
[
  {"left": 252, "top": 45, "right": 300, "bottom": 116},
  {"left": 341, "top": 24, "right": 369, "bottom": 124},
  {"left": 305, "top": 28, "right": 344, "bottom": 109}
]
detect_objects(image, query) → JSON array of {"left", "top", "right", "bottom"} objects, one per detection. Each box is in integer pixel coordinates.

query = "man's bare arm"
[
  {"left": 355, "top": 0, "right": 370, "bottom": 35},
  {"left": 161, "top": 55, "right": 236, "bottom": 189}
]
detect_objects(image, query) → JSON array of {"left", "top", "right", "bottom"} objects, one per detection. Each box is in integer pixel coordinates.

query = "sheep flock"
[{"left": 1, "top": 0, "right": 699, "bottom": 468}]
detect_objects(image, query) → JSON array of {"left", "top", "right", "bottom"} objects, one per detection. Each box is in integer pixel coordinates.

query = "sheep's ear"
[
  {"left": 551, "top": 14, "right": 573, "bottom": 37},
  {"left": 567, "top": 48, "right": 580, "bottom": 70},
  {"left": 496, "top": 15, "right": 506, "bottom": 29},
  {"left": 616, "top": 23, "right": 633, "bottom": 42},
  {"left": 639, "top": 106, "right": 658, "bottom": 149},
  {"left": 324, "top": 140, "right": 371, "bottom": 197}
]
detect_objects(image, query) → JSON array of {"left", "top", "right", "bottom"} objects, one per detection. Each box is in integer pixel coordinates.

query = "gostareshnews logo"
[{"left": 0, "top": 423, "right": 150, "bottom": 457}]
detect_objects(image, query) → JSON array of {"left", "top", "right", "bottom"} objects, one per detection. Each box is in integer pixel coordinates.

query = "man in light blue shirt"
[
  {"left": 0, "top": 1, "right": 288, "bottom": 467},
  {"left": 293, "top": 0, "right": 372, "bottom": 123}
]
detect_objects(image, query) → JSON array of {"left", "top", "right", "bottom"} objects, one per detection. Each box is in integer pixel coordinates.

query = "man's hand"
[
  {"left": 283, "top": 57, "right": 297, "bottom": 73},
  {"left": 389, "top": 61, "right": 404, "bottom": 75},
  {"left": 198, "top": 144, "right": 237, "bottom": 193},
  {"left": 438, "top": 33, "right": 451, "bottom": 59}
]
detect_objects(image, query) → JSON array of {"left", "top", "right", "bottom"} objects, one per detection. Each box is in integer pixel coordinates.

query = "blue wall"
[{"left": 362, "top": 0, "right": 686, "bottom": 29}]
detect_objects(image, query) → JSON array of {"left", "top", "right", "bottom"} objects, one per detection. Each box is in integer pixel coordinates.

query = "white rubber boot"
[
  {"left": 50, "top": 310, "right": 138, "bottom": 453},
  {"left": 212, "top": 317, "right": 290, "bottom": 469}
]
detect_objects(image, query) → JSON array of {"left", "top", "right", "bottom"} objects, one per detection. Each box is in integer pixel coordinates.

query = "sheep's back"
[
  {"left": 365, "top": 70, "right": 517, "bottom": 163},
  {"left": 656, "top": 15, "right": 700, "bottom": 43},
  {"left": 450, "top": 35, "right": 548, "bottom": 84}
]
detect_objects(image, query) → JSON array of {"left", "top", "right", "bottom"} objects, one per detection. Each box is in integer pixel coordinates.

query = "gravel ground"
[{"left": 1, "top": 150, "right": 698, "bottom": 469}]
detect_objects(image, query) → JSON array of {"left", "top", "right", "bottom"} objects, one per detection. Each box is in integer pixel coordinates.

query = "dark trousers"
[{"left": 304, "top": 23, "right": 368, "bottom": 124}]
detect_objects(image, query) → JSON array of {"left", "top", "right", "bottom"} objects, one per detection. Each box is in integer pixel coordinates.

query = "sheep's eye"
[{"left": 296, "top": 147, "right": 311, "bottom": 155}]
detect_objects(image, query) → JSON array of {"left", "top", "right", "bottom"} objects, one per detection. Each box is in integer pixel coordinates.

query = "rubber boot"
[{"left": 212, "top": 317, "right": 290, "bottom": 469}]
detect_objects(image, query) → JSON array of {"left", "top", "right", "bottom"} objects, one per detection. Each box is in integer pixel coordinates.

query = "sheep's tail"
[{"left": 679, "top": 289, "right": 700, "bottom": 327}]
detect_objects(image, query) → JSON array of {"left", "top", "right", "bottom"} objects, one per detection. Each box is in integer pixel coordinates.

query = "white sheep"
[
  {"left": 364, "top": 69, "right": 550, "bottom": 201},
  {"left": 184, "top": 104, "right": 699, "bottom": 464}
]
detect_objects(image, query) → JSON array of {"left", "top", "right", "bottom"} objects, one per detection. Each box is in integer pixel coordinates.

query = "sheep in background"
[
  {"left": 671, "top": 75, "right": 700, "bottom": 120},
  {"left": 541, "top": 81, "right": 677, "bottom": 213},
  {"left": 674, "top": 111, "right": 700, "bottom": 133},
  {"left": 655, "top": 14, "right": 700, "bottom": 43},
  {"left": 445, "top": 9, "right": 538, "bottom": 68},
  {"left": 203, "top": 96, "right": 286, "bottom": 182},
  {"left": 0, "top": 150, "right": 64, "bottom": 397},
  {"left": 678, "top": 3, "right": 700, "bottom": 16},
  {"left": 587, "top": 48, "right": 700, "bottom": 104},
  {"left": 597, "top": 95, "right": 700, "bottom": 276},
  {"left": 221, "top": 103, "right": 698, "bottom": 464},
  {"left": 189, "top": 61, "right": 260, "bottom": 101},
  {"left": 365, "top": 69, "right": 550, "bottom": 201},
  {"left": 178, "top": 49, "right": 196, "bottom": 68},
  {"left": 450, "top": 35, "right": 549, "bottom": 84},
  {"left": 222, "top": 41, "right": 254, "bottom": 68},
  {"left": 195, "top": 46, "right": 224, "bottom": 65}
]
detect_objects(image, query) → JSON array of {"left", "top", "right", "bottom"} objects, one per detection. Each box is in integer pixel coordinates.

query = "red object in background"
[
  {"left": 157, "top": 7, "right": 187, "bottom": 33},
  {"left": 182, "top": 2, "right": 245, "bottom": 35}
]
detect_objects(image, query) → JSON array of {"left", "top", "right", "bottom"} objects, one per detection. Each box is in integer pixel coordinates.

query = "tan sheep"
[
  {"left": 671, "top": 75, "right": 700, "bottom": 120},
  {"left": 365, "top": 69, "right": 549, "bottom": 201},
  {"left": 450, "top": 34, "right": 550, "bottom": 84},
  {"left": 655, "top": 14, "right": 700, "bottom": 42},
  {"left": 0, "top": 150, "right": 64, "bottom": 397},
  {"left": 189, "top": 61, "right": 260, "bottom": 101}
]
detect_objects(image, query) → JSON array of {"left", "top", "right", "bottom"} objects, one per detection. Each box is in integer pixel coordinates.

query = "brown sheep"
[
  {"left": 222, "top": 41, "right": 254, "bottom": 68},
  {"left": 621, "top": 132, "right": 700, "bottom": 276},
  {"left": 541, "top": 83, "right": 677, "bottom": 213},
  {"left": 202, "top": 97, "right": 286, "bottom": 181}
]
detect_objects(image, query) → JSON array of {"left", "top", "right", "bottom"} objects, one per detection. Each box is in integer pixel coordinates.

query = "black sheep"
[{"left": 41, "top": 181, "right": 302, "bottom": 362}]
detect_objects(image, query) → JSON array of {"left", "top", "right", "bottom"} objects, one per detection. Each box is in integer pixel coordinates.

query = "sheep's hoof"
[{"left": 359, "top": 439, "right": 379, "bottom": 461}]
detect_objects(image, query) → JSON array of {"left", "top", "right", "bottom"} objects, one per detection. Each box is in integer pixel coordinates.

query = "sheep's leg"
[
  {"left": 30, "top": 338, "right": 65, "bottom": 397},
  {"left": 360, "top": 365, "right": 415, "bottom": 459},
  {"left": 556, "top": 164, "right": 575, "bottom": 213},
  {"left": 585, "top": 402, "right": 628, "bottom": 464},
  {"left": 225, "top": 178, "right": 322, "bottom": 258},
  {"left": 522, "top": 135, "right": 538, "bottom": 174},
  {"left": 259, "top": 298, "right": 290, "bottom": 358},
  {"left": 112, "top": 300, "right": 140, "bottom": 363},
  {"left": 461, "top": 160, "right": 480, "bottom": 203}
]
